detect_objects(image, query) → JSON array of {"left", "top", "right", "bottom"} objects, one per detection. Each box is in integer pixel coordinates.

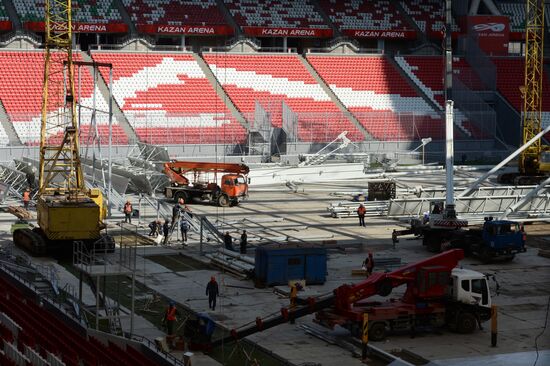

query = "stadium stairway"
[
  {"left": 113, "top": 0, "right": 137, "bottom": 35},
  {"left": 299, "top": 54, "right": 371, "bottom": 139},
  {"left": 193, "top": 52, "right": 250, "bottom": 129},
  {"left": 1, "top": 0, "right": 22, "bottom": 30},
  {"left": 80, "top": 51, "right": 138, "bottom": 143},
  {"left": 215, "top": 0, "right": 242, "bottom": 36},
  {"left": 0, "top": 100, "right": 21, "bottom": 145},
  {"left": 310, "top": 0, "right": 342, "bottom": 38},
  {"left": 393, "top": 55, "right": 471, "bottom": 138}
]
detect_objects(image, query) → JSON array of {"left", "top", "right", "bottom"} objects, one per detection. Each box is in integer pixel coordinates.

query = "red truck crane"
[
  {"left": 163, "top": 161, "right": 250, "bottom": 207},
  {"left": 186, "top": 249, "right": 492, "bottom": 349}
]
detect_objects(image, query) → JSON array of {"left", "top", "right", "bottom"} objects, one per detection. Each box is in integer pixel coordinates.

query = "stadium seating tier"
[
  {"left": 0, "top": 51, "right": 128, "bottom": 144},
  {"left": 0, "top": 274, "right": 156, "bottom": 366},
  {"left": 395, "top": 55, "right": 491, "bottom": 138},
  {"left": 0, "top": 2, "right": 9, "bottom": 21},
  {"left": 399, "top": 0, "right": 459, "bottom": 35},
  {"left": 318, "top": 0, "right": 409, "bottom": 31},
  {"left": 91, "top": 52, "right": 246, "bottom": 145},
  {"left": 224, "top": 0, "right": 329, "bottom": 29},
  {"left": 307, "top": 55, "right": 444, "bottom": 140},
  {"left": 122, "top": 0, "right": 227, "bottom": 25},
  {"left": 204, "top": 53, "right": 365, "bottom": 142},
  {"left": 492, "top": 57, "right": 550, "bottom": 128},
  {"left": 497, "top": 2, "right": 525, "bottom": 32},
  {"left": 14, "top": 0, "right": 122, "bottom": 23}
]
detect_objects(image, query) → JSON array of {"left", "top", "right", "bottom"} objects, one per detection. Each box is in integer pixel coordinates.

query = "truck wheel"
[
  {"left": 479, "top": 248, "right": 492, "bottom": 263},
  {"left": 502, "top": 255, "right": 515, "bottom": 262},
  {"left": 376, "top": 278, "right": 393, "bottom": 297},
  {"left": 369, "top": 322, "right": 387, "bottom": 341},
  {"left": 175, "top": 191, "right": 188, "bottom": 204},
  {"left": 217, "top": 194, "right": 230, "bottom": 207},
  {"left": 425, "top": 234, "right": 441, "bottom": 253},
  {"left": 457, "top": 312, "right": 477, "bottom": 334}
]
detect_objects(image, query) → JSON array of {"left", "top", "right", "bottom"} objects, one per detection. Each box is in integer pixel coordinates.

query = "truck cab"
[
  {"left": 450, "top": 268, "right": 491, "bottom": 308},
  {"left": 481, "top": 218, "right": 526, "bottom": 258},
  {"left": 220, "top": 174, "right": 248, "bottom": 205}
]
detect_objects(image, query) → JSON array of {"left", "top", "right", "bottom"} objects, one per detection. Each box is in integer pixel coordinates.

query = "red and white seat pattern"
[
  {"left": 0, "top": 50, "right": 127, "bottom": 145},
  {"left": 0, "top": 274, "right": 157, "bottom": 366},
  {"left": 395, "top": 55, "right": 483, "bottom": 137},
  {"left": 318, "top": 0, "right": 409, "bottom": 31},
  {"left": 399, "top": 0, "right": 459, "bottom": 35},
  {"left": 307, "top": 55, "right": 443, "bottom": 140},
  {"left": 492, "top": 57, "right": 550, "bottom": 129},
  {"left": 224, "top": 0, "right": 328, "bottom": 29},
  {"left": 14, "top": 0, "right": 122, "bottom": 23},
  {"left": 203, "top": 53, "right": 364, "bottom": 142},
  {"left": 91, "top": 52, "right": 246, "bottom": 144},
  {"left": 122, "top": 0, "right": 226, "bottom": 25}
]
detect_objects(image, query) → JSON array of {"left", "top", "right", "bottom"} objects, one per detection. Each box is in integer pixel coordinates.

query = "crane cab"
[
  {"left": 539, "top": 151, "right": 550, "bottom": 173},
  {"left": 449, "top": 268, "right": 491, "bottom": 308}
]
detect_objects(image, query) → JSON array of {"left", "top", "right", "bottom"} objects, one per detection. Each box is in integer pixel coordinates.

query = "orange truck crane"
[
  {"left": 184, "top": 249, "right": 492, "bottom": 350},
  {"left": 163, "top": 161, "right": 250, "bottom": 207}
]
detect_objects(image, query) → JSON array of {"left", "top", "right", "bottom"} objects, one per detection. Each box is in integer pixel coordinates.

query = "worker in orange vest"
[
  {"left": 357, "top": 204, "right": 366, "bottom": 227},
  {"left": 23, "top": 188, "right": 31, "bottom": 210},
  {"left": 123, "top": 200, "right": 133, "bottom": 224},
  {"left": 163, "top": 301, "right": 178, "bottom": 337}
]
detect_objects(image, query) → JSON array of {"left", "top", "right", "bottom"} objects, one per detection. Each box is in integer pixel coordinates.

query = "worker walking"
[
  {"left": 123, "top": 200, "right": 133, "bottom": 223},
  {"left": 363, "top": 252, "right": 375, "bottom": 277},
  {"left": 240, "top": 230, "right": 248, "bottom": 254},
  {"left": 23, "top": 188, "right": 31, "bottom": 210},
  {"left": 357, "top": 204, "right": 366, "bottom": 227},
  {"left": 163, "top": 301, "right": 178, "bottom": 336},
  {"left": 180, "top": 219, "right": 189, "bottom": 243},
  {"left": 224, "top": 232, "right": 235, "bottom": 251},
  {"left": 206, "top": 276, "right": 219, "bottom": 311}
]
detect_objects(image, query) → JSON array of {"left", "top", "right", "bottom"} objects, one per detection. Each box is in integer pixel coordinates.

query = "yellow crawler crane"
[
  {"left": 13, "top": 0, "right": 109, "bottom": 255},
  {"left": 499, "top": 0, "right": 548, "bottom": 185}
]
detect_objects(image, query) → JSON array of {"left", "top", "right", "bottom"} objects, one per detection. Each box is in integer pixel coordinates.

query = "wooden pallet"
[{"left": 6, "top": 206, "right": 33, "bottom": 220}]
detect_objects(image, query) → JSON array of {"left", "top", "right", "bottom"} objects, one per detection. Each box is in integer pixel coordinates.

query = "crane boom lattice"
[
  {"left": 39, "top": 0, "right": 85, "bottom": 198},
  {"left": 520, "top": 0, "right": 545, "bottom": 174}
]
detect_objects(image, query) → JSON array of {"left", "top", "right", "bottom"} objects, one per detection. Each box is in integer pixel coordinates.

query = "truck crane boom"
[{"left": 192, "top": 249, "right": 489, "bottom": 348}]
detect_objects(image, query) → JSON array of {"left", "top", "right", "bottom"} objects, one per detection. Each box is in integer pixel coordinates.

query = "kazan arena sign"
[
  {"left": 25, "top": 22, "right": 128, "bottom": 33},
  {"left": 138, "top": 24, "right": 234, "bottom": 35},
  {"left": 243, "top": 27, "right": 333, "bottom": 38},
  {"left": 344, "top": 29, "right": 417, "bottom": 39}
]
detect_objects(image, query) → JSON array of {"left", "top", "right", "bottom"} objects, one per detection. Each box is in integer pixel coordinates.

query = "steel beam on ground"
[{"left": 387, "top": 194, "right": 550, "bottom": 218}]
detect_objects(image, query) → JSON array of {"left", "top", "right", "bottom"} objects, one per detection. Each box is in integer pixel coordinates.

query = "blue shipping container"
[{"left": 254, "top": 243, "right": 327, "bottom": 286}]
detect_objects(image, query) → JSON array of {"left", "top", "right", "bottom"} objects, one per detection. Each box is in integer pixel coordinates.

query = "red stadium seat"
[
  {"left": 91, "top": 52, "right": 247, "bottom": 145},
  {"left": 203, "top": 53, "right": 364, "bottom": 142}
]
